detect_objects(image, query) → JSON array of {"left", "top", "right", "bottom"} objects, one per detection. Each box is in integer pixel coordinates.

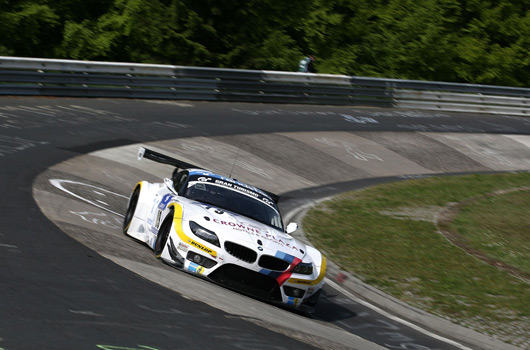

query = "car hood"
[{"left": 181, "top": 200, "right": 307, "bottom": 260}]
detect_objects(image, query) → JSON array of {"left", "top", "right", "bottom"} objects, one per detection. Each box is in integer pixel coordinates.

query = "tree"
[
  {"left": 0, "top": 1, "right": 60, "bottom": 57},
  {"left": 2, "top": 0, "right": 530, "bottom": 86}
]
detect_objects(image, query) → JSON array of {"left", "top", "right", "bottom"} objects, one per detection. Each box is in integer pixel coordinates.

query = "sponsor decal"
[
  {"left": 213, "top": 179, "right": 260, "bottom": 199},
  {"left": 177, "top": 242, "right": 189, "bottom": 253},
  {"left": 188, "top": 239, "right": 216, "bottom": 256},
  {"left": 212, "top": 219, "right": 301, "bottom": 252},
  {"left": 287, "top": 297, "right": 300, "bottom": 307},
  {"left": 188, "top": 262, "right": 204, "bottom": 274},
  {"left": 213, "top": 219, "right": 263, "bottom": 233},
  {"left": 288, "top": 279, "right": 312, "bottom": 285},
  {"left": 187, "top": 173, "right": 275, "bottom": 206},
  {"left": 261, "top": 197, "right": 274, "bottom": 205}
]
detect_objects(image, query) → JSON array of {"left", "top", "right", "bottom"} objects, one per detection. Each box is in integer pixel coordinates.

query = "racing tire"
[
  {"left": 155, "top": 210, "right": 173, "bottom": 258},
  {"left": 123, "top": 186, "right": 140, "bottom": 235}
]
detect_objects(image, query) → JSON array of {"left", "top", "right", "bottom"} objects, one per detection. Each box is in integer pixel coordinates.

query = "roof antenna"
[{"left": 229, "top": 141, "right": 243, "bottom": 179}]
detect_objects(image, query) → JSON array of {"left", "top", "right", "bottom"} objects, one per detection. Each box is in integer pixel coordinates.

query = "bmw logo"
[{"left": 257, "top": 247, "right": 263, "bottom": 251}]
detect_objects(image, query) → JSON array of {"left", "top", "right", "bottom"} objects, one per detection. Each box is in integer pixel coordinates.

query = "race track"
[{"left": 2, "top": 97, "right": 530, "bottom": 350}]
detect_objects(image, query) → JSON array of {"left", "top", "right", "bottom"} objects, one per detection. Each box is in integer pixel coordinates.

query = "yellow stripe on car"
[
  {"left": 287, "top": 256, "right": 326, "bottom": 286},
  {"left": 168, "top": 203, "right": 218, "bottom": 258}
]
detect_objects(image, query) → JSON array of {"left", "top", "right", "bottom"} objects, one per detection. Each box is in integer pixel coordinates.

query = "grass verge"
[
  {"left": 448, "top": 189, "right": 530, "bottom": 276},
  {"left": 303, "top": 173, "right": 529, "bottom": 345}
]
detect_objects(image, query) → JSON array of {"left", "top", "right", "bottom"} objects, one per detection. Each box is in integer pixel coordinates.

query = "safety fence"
[{"left": 1, "top": 56, "right": 529, "bottom": 116}]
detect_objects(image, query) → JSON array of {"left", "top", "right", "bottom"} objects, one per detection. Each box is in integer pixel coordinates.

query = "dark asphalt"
[{"left": 1, "top": 97, "right": 529, "bottom": 350}]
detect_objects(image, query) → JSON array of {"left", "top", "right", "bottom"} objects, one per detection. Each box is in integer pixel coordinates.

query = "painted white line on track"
[
  {"left": 50, "top": 179, "right": 126, "bottom": 217},
  {"left": 0, "top": 243, "right": 17, "bottom": 249},
  {"left": 69, "top": 310, "right": 103, "bottom": 317},
  {"left": 325, "top": 278, "right": 473, "bottom": 350}
]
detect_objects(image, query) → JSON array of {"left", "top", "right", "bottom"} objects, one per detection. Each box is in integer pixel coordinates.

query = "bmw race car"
[{"left": 123, "top": 147, "right": 326, "bottom": 308}]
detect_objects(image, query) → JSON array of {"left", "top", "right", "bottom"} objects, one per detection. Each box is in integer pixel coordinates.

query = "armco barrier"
[{"left": 1, "top": 56, "right": 529, "bottom": 116}]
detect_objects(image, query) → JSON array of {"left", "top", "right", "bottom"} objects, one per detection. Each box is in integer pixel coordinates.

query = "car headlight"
[
  {"left": 189, "top": 221, "right": 220, "bottom": 247},
  {"left": 292, "top": 262, "right": 313, "bottom": 275}
]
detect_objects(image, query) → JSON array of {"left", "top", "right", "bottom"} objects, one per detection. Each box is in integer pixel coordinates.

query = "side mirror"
[
  {"left": 286, "top": 222, "right": 298, "bottom": 234},
  {"left": 164, "top": 178, "right": 177, "bottom": 194}
]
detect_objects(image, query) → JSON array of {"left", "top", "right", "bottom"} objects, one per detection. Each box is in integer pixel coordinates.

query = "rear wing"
[
  {"left": 138, "top": 147, "right": 280, "bottom": 204},
  {"left": 138, "top": 146, "right": 203, "bottom": 171}
]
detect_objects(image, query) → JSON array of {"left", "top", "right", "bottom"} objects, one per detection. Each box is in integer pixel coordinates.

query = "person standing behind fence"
[{"left": 298, "top": 55, "right": 316, "bottom": 73}]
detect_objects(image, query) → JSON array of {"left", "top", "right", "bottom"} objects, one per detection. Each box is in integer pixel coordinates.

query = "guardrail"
[{"left": 1, "top": 56, "right": 529, "bottom": 116}]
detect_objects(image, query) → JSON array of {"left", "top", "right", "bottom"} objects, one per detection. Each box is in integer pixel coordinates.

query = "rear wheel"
[
  {"left": 155, "top": 210, "right": 173, "bottom": 258},
  {"left": 123, "top": 186, "right": 140, "bottom": 235}
]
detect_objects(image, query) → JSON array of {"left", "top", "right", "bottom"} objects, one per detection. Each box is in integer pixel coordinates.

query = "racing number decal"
[
  {"left": 203, "top": 205, "right": 224, "bottom": 215},
  {"left": 154, "top": 194, "right": 173, "bottom": 228},
  {"left": 158, "top": 194, "right": 173, "bottom": 210}
]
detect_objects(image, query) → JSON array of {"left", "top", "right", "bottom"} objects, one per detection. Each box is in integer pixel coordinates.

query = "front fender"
[{"left": 126, "top": 181, "right": 158, "bottom": 243}]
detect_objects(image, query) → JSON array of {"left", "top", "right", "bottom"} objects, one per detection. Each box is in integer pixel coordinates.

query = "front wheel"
[
  {"left": 155, "top": 210, "right": 173, "bottom": 258},
  {"left": 123, "top": 186, "right": 140, "bottom": 235}
]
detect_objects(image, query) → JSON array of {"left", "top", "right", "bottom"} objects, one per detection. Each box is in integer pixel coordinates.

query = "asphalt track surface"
[{"left": 1, "top": 97, "right": 530, "bottom": 350}]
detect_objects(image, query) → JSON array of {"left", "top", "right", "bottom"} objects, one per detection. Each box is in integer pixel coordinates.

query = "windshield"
[{"left": 185, "top": 182, "right": 283, "bottom": 231}]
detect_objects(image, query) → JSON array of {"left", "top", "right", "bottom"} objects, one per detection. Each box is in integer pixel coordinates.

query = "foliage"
[
  {"left": 0, "top": 0, "right": 529, "bottom": 86},
  {"left": 0, "top": 1, "right": 60, "bottom": 57}
]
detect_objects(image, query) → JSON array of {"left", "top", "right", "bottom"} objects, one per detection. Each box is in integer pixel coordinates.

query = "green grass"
[
  {"left": 303, "top": 173, "right": 530, "bottom": 340},
  {"left": 450, "top": 189, "right": 530, "bottom": 275}
]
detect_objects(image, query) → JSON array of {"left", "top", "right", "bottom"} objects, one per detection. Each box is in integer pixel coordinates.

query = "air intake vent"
[
  {"left": 224, "top": 242, "right": 257, "bottom": 263},
  {"left": 258, "top": 255, "right": 290, "bottom": 271}
]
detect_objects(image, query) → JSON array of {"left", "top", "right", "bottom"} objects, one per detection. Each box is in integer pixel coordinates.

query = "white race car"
[{"left": 123, "top": 147, "right": 326, "bottom": 308}]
